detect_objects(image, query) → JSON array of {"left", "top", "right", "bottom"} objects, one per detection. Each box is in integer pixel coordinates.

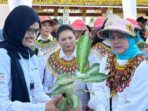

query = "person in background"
[
  {"left": 144, "top": 19, "right": 148, "bottom": 43},
  {"left": 43, "top": 24, "right": 99, "bottom": 111},
  {"left": 33, "top": 16, "right": 58, "bottom": 60},
  {"left": 71, "top": 19, "right": 86, "bottom": 40},
  {"left": 137, "top": 16, "right": 147, "bottom": 41},
  {"left": 91, "top": 17, "right": 112, "bottom": 64},
  {"left": 89, "top": 18, "right": 148, "bottom": 111},
  {"left": 127, "top": 18, "right": 143, "bottom": 43},
  {"left": 85, "top": 25, "right": 92, "bottom": 38},
  {"left": 32, "top": 16, "right": 59, "bottom": 83},
  {"left": 51, "top": 18, "right": 59, "bottom": 39},
  {"left": 137, "top": 16, "right": 147, "bottom": 29},
  {"left": 0, "top": 5, "right": 61, "bottom": 111}
]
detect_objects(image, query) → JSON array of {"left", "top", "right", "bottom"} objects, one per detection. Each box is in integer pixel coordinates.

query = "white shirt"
[
  {"left": 88, "top": 56, "right": 148, "bottom": 111},
  {"left": 43, "top": 48, "right": 99, "bottom": 111},
  {"left": 0, "top": 48, "right": 51, "bottom": 111}
]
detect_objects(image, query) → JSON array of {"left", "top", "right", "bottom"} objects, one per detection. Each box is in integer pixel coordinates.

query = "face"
[
  {"left": 85, "top": 27, "right": 92, "bottom": 38},
  {"left": 40, "top": 22, "right": 52, "bottom": 37},
  {"left": 22, "top": 22, "right": 40, "bottom": 47},
  {"left": 74, "top": 31, "right": 83, "bottom": 40},
  {"left": 138, "top": 22, "right": 146, "bottom": 29},
  {"left": 52, "top": 24, "right": 59, "bottom": 32},
  {"left": 58, "top": 30, "right": 76, "bottom": 53},
  {"left": 110, "top": 31, "right": 129, "bottom": 54}
]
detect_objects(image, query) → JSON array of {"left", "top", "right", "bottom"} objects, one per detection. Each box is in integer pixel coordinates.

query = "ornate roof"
[{"left": 0, "top": 0, "right": 148, "bottom": 6}]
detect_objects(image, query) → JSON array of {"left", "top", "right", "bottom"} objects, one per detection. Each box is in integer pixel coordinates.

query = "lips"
[
  {"left": 114, "top": 46, "right": 122, "bottom": 50},
  {"left": 25, "top": 37, "right": 35, "bottom": 42},
  {"left": 65, "top": 45, "right": 72, "bottom": 48},
  {"left": 45, "top": 31, "right": 50, "bottom": 33}
]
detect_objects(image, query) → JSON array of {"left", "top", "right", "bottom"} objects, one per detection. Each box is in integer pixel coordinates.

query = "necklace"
[
  {"left": 93, "top": 42, "right": 112, "bottom": 56},
  {"left": 34, "top": 39, "right": 57, "bottom": 50},
  {"left": 106, "top": 54, "right": 144, "bottom": 97},
  {"left": 47, "top": 49, "right": 76, "bottom": 76}
]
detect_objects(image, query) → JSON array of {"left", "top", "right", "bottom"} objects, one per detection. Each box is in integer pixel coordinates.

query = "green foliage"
[
  {"left": 51, "top": 83, "right": 72, "bottom": 95},
  {"left": 82, "top": 73, "right": 108, "bottom": 83},
  {"left": 59, "top": 97, "right": 68, "bottom": 111},
  {"left": 55, "top": 73, "right": 75, "bottom": 87},
  {"left": 69, "top": 93, "right": 80, "bottom": 109},
  {"left": 76, "top": 35, "right": 91, "bottom": 73}
]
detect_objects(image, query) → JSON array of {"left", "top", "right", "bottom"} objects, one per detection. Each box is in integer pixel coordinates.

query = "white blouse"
[
  {"left": 0, "top": 48, "right": 50, "bottom": 111},
  {"left": 88, "top": 56, "right": 148, "bottom": 111}
]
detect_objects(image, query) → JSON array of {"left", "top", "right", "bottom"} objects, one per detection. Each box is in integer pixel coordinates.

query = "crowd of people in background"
[{"left": 0, "top": 5, "right": 148, "bottom": 111}]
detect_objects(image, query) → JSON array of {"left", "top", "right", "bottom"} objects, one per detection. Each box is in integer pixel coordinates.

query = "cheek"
[
  {"left": 71, "top": 39, "right": 76, "bottom": 44},
  {"left": 49, "top": 26, "right": 52, "bottom": 30},
  {"left": 122, "top": 40, "right": 129, "bottom": 50},
  {"left": 22, "top": 38, "right": 27, "bottom": 46},
  {"left": 41, "top": 27, "right": 46, "bottom": 32},
  {"left": 58, "top": 41, "right": 65, "bottom": 46}
]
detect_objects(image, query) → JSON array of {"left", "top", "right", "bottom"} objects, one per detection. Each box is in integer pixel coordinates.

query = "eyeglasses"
[{"left": 27, "top": 28, "right": 40, "bottom": 36}]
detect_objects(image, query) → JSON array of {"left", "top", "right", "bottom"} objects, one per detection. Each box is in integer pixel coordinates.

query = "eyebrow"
[{"left": 28, "top": 28, "right": 40, "bottom": 30}]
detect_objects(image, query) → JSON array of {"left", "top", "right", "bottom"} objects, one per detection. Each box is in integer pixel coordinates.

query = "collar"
[
  {"left": 37, "top": 34, "right": 54, "bottom": 41},
  {"left": 103, "top": 39, "right": 111, "bottom": 47},
  {"left": 59, "top": 48, "right": 76, "bottom": 59}
]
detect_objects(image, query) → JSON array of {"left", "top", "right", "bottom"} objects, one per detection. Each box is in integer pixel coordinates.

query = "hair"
[
  {"left": 52, "top": 18, "right": 59, "bottom": 24},
  {"left": 91, "top": 32, "right": 104, "bottom": 47},
  {"left": 86, "top": 25, "right": 91, "bottom": 32},
  {"left": 137, "top": 16, "right": 147, "bottom": 23},
  {"left": 56, "top": 24, "right": 75, "bottom": 40}
]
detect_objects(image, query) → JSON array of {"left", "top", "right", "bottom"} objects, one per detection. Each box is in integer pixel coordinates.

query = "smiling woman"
[
  {"left": 0, "top": 5, "right": 62, "bottom": 111},
  {"left": 43, "top": 24, "right": 100, "bottom": 111},
  {"left": 109, "top": 31, "right": 129, "bottom": 55},
  {"left": 22, "top": 22, "right": 40, "bottom": 47},
  {"left": 88, "top": 16, "right": 148, "bottom": 111}
]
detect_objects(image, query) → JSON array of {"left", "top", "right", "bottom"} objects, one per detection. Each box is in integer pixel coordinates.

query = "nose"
[
  {"left": 65, "top": 39, "right": 71, "bottom": 44},
  {"left": 30, "top": 33, "right": 37, "bottom": 40}
]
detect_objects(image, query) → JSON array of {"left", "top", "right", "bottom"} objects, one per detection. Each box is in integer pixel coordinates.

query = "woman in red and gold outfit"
[
  {"left": 43, "top": 24, "right": 99, "bottom": 111},
  {"left": 89, "top": 17, "right": 148, "bottom": 111}
]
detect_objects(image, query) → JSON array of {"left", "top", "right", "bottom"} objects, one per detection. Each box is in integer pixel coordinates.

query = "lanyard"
[
  {"left": 110, "top": 97, "right": 112, "bottom": 111},
  {"left": 18, "top": 53, "right": 34, "bottom": 90}
]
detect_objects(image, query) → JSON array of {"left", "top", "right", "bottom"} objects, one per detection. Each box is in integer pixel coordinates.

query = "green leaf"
[
  {"left": 75, "top": 70, "right": 85, "bottom": 79},
  {"left": 76, "top": 35, "right": 91, "bottom": 73},
  {"left": 82, "top": 73, "right": 108, "bottom": 83},
  {"left": 53, "top": 73, "right": 75, "bottom": 87},
  {"left": 69, "top": 93, "right": 80, "bottom": 109},
  {"left": 84, "top": 63, "right": 100, "bottom": 74},
  {"left": 76, "top": 63, "right": 100, "bottom": 80},
  {"left": 59, "top": 97, "right": 68, "bottom": 111},
  {"left": 57, "top": 73, "right": 71, "bottom": 79},
  {"left": 54, "top": 77, "right": 74, "bottom": 86},
  {"left": 51, "top": 84, "right": 72, "bottom": 95}
]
